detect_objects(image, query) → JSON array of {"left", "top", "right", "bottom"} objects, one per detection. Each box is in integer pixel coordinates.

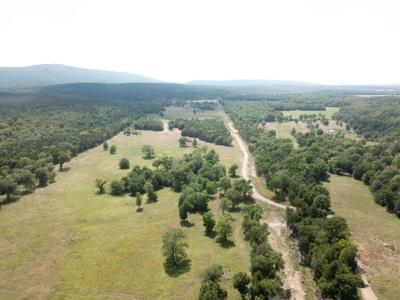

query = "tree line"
[{"left": 169, "top": 118, "right": 233, "bottom": 146}]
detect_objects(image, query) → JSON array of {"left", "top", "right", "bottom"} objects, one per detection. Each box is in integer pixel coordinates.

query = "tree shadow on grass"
[
  {"left": 217, "top": 238, "right": 235, "bottom": 249},
  {"left": 1, "top": 195, "right": 20, "bottom": 206},
  {"left": 180, "top": 220, "right": 195, "bottom": 227},
  {"left": 59, "top": 166, "right": 71, "bottom": 172},
  {"left": 136, "top": 207, "right": 144, "bottom": 213},
  {"left": 205, "top": 231, "right": 217, "bottom": 239},
  {"left": 164, "top": 259, "right": 191, "bottom": 277}
]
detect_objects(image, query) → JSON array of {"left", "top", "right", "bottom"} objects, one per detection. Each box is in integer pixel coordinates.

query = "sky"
[{"left": 1, "top": 0, "right": 400, "bottom": 84}]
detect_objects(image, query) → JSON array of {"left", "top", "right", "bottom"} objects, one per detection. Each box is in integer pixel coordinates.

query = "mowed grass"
[
  {"left": 326, "top": 175, "right": 400, "bottom": 300},
  {"left": 0, "top": 129, "right": 249, "bottom": 300}
]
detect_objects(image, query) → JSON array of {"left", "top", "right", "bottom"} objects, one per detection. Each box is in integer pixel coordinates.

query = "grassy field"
[
  {"left": 0, "top": 128, "right": 249, "bottom": 300},
  {"left": 326, "top": 175, "right": 400, "bottom": 300},
  {"left": 281, "top": 107, "right": 340, "bottom": 119}
]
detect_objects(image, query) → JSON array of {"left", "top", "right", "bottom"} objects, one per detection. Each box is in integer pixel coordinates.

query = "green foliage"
[
  {"left": 179, "top": 136, "right": 190, "bottom": 147},
  {"left": 233, "top": 272, "right": 250, "bottom": 299},
  {"left": 103, "top": 141, "right": 108, "bottom": 151},
  {"left": 228, "top": 164, "right": 238, "bottom": 177},
  {"left": 135, "top": 193, "right": 142, "bottom": 211},
  {"left": 224, "top": 100, "right": 361, "bottom": 298},
  {"left": 119, "top": 158, "right": 130, "bottom": 169},
  {"left": 133, "top": 118, "right": 163, "bottom": 131},
  {"left": 144, "top": 182, "right": 157, "bottom": 202},
  {"left": 215, "top": 215, "right": 232, "bottom": 245},
  {"left": 162, "top": 228, "right": 190, "bottom": 276},
  {"left": 202, "top": 212, "right": 216, "bottom": 235},
  {"left": 95, "top": 178, "right": 107, "bottom": 194},
  {"left": 169, "top": 118, "right": 233, "bottom": 146},
  {"left": 198, "top": 265, "right": 227, "bottom": 300},
  {"left": 110, "top": 179, "right": 124, "bottom": 196},
  {"left": 109, "top": 145, "right": 117, "bottom": 154},
  {"left": 142, "top": 145, "right": 155, "bottom": 159}
]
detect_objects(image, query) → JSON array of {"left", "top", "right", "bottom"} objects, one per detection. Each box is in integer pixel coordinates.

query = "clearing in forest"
[{"left": 326, "top": 175, "right": 400, "bottom": 300}]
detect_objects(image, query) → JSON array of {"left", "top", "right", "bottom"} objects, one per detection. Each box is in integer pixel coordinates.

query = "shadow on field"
[{"left": 164, "top": 259, "right": 191, "bottom": 277}]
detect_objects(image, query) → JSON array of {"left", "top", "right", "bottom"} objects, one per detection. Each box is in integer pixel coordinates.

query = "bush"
[{"left": 119, "top": 158, "right": 130, "bottom": 169}]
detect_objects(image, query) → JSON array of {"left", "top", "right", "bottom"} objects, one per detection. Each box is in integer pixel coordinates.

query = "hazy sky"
[{"left": 1, "top": 0, "right": 399, "bottom": 84}]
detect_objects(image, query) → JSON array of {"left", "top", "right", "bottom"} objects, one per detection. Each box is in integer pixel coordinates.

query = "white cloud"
[{"left": 0, "top": 0, "right": 399, "bottom": 84}]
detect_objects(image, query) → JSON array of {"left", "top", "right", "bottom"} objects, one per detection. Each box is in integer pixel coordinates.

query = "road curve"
[
  {"left": 227, "top": 122, "right": 288, "bottom": 210},
  {"left": 228, "top": 122, "right": 305, "bottom": 299},
  {"left": 227, "top": 121, "right": 378, "bottom": 300}
]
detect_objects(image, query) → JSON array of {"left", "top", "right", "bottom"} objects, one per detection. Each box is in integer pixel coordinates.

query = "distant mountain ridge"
[
  {"left": 186, "top": 79, "right": 320, "bottom": 86},
  {"left": 0, "top": 64, "right": 160, "bottom": 88}
]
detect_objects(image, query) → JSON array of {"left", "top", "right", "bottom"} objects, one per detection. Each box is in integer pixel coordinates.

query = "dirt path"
[
  {"left": 228, "top": 122, "right": 305, "bottom": 299},
  {"left": 227, "top": 121, "right": 378, "bottom": 300}
]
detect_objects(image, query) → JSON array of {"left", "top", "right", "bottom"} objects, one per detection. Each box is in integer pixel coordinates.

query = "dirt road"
[
  {"left": 227, "top": 121, "right": 378, "bottom": 300},
  {"left": 228, "top": 122, "right": 305, "bottom": 299}
]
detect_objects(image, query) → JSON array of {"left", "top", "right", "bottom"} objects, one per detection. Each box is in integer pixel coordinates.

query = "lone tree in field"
[
  {"left": 233, "top": 272, "right": 251, "bottom": 299},
  {"left": 144, "top": 182, "right": 157, "bottom": 202},
  {"left": 119, "top": 158, "right": 130, "bottom": 169},
  {"left": 192, "top": 138, "right": 198, "bottom": 148},
  {"left": 215, "top": 215, "right": 233, "bottom": 246},
  {"left": 95, "top": 178, "right": 107, "bottom": 194},
  {"left": 179, "top": 137, "right": 189, "bottom": 147},
  {"left": 162, "top": 228, "right": 190, "bottom": 276},
  {"left": 229, "top": 164, "right": 239, "bottom": 178},
  {"left": 142, "top": 145, "right": 155, "bottom": 159},
  {"left": 135, "top": 192, "right": 142, "bottom": 211},
  {"left": 103, "top": 141, "right": 108, "bottom": 151},
  {"left": 109, "top": 145, "right": 117, "bottom": 154},
  {"left": 202, "top": 212, "right": 216, "bottom": 236}
]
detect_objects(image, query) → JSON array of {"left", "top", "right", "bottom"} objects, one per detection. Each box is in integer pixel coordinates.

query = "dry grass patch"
[{"left": 326, "top": 175, "right": 400, "bottom": 300}]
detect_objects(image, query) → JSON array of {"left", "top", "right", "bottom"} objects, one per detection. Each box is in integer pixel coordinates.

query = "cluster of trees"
[
  {"left": 236, "top": 204, "right": 284, "bottom": 299},
  {"left": 169, "top": 118, "right": 233, "bottom": 146},
  {"left": 224, "top": 100, "right": 362, "bottom": 299},
  {"left": 198, "top": 264, "right": 228, "bottom": 299},
  {"left": 133, "top": 118, "right": 163, "bottom": 131}
]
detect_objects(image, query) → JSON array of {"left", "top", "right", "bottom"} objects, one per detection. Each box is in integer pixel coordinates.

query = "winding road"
[
  {"left": 228, "top": 122, "right": 305, "bottom": 299},
  {"left": 227, "top": 121, "right": 378, "bottom": 300}
]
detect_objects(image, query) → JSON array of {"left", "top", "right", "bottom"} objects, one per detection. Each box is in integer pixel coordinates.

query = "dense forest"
[
  {"left": 169, "top": 118, "right": 233, "bottom": 146},
  {"left": 223, "top": 100, "right": 362, "bottom": 299}
]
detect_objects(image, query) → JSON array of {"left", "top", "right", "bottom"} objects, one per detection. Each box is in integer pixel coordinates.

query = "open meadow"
[
  {"left": 0, "top": 128, "right": 250, "bottom": 300},
  {"left": 326, "top": 175, "right": 400, "bottom": 300}
]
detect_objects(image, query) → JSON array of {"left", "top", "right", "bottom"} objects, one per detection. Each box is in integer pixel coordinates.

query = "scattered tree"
[
  {"left": 233, "top": 272, "right": 251, "bottom": 299},
  {"left": 95, "top": 178, "right": 107, "bottom": 194},
  {"left": 162, "top": 228, "right": 190, "bottom": 276},
  {"left": 229, "top": 164, "right": 239, "bottom": 178},
  {"left": 142, "top": 145, "right": 155, "bottom": 159},
  {"left": 109, "top": 145, "right": 117, "bottom": 154},
  {"left": 119, "top": 158, "right": 130, "bottom": 169},
  {"left": 202, "top": 212, "right": 216, "bottom": 235}
]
